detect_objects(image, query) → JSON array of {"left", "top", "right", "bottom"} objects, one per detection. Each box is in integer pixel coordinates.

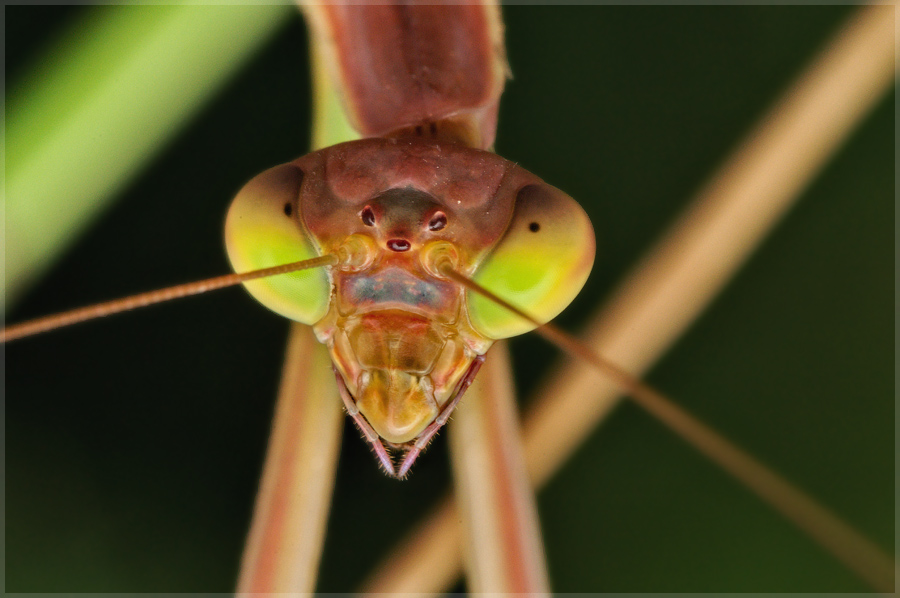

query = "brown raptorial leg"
[{"left": 237, "top": 324, "right": 343, "bottom": 595}]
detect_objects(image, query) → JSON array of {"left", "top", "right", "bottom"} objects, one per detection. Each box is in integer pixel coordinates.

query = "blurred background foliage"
[
  {"left": 5, "top": 5, "right": 893, "bottom": 593},
  {"left": 5, "top": 5, "right": 293, "bottom": 308}
]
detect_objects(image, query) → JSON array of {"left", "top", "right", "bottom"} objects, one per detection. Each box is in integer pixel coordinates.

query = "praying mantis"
[{"left": 4, "top": 4, "right": 893, "bottom": 593}]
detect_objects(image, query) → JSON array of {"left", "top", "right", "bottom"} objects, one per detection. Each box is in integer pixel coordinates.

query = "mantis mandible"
[{"left": 5, "top": 4, "right": 893, "bottom": 593}]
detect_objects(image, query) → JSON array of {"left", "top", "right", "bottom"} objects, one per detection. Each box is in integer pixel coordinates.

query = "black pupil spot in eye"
[
  {"left": 428, "top": 212, "right": 447, "bottom": 231},
  {"left": 529, "top": 222, "right": 540, "bottom": 232},
  {"left": 284, "top": 203, "right": 292, "bottom": 217},
  {"left": 361, "top": 207, "right": 376, "bottom": 226}
]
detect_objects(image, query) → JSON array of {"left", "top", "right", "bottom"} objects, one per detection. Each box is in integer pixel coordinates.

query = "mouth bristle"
[{"left": 381, "top": 441, "right": 419, "bottom": 480}]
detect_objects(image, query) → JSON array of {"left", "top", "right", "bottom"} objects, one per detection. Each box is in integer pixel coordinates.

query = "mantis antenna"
[
  {"left": 4, "top": 248, "right": 894, "bottom": 591},
  {"left": 0, "top": 254, "right": 338, "bottom": 343},
  {"left": 440, "top": 263, "right": 897, "bottom": 595}
]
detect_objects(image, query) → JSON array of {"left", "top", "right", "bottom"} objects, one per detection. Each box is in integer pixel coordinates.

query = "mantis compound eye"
[
  {"left": 467, "top": 183, "right": 595, "bottom": 339},
  {"left": 224, "top": 163, "right": 331, "bottom": 325}
]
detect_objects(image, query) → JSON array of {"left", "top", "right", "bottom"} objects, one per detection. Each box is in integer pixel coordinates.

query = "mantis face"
[{"left": 226, "top": 136, "right": 594, "bottom": 472}]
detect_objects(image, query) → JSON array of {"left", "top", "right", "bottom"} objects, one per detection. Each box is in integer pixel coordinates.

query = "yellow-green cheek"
[
  {"left": 467, "top": 184, "right": 594, "bottom": 339},
  {"left": 225, "top": 201, "right": 330, "bottom": 326},
  {"left": 469, "top": 243, "right": 583, "bottom": 338}
]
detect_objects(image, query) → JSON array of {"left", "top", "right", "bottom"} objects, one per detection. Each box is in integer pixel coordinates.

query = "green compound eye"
[
  {"left": 224, "top": 164, "right": 331, "bottom": 325},
  {"left": 468, "top": 184, "right": 595, "bottom": 339}
]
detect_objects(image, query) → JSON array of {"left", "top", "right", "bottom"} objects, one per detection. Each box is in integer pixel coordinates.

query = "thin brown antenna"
[
  {"left": 442, "top": 264, "right": 897, "bottom": 594},
  {"left": 1, "top": 254, "right": 338, "bottom": 343}
]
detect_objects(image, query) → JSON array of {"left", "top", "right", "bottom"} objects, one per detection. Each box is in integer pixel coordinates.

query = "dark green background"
[{"left": 5, "top": 5, "right": 894, "bottom": 593}]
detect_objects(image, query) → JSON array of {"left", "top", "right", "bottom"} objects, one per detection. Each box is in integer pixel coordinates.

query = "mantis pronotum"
[{"left": 5, "top": 5, "right": 893, "bottom": 592}]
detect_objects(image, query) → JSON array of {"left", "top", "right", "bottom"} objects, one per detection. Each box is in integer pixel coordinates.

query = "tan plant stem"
[
  {"left": 440, "top": 266, "right": 897, "bottom": 592},
  {"left": 523, "top": 2, "right": 896, "bottom": 492},
  {"left": 360, "top": 4, "right": 896, "bottom": 593},
  {"left": 358, "top": 497, "right": 463, "bottom": 594}
]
